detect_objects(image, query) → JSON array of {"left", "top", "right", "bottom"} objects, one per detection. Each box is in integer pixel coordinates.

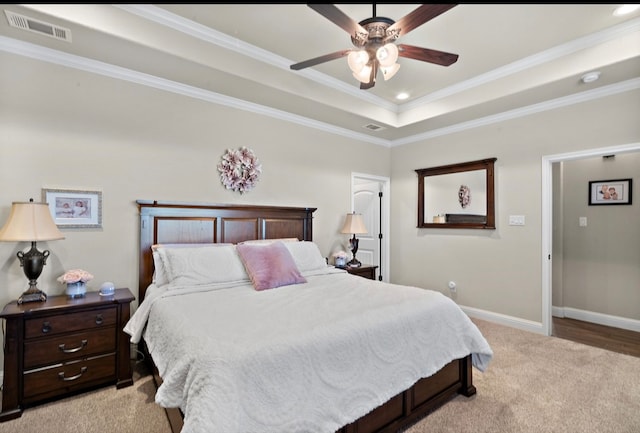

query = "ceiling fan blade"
[
  {"left": 385, "top": 4, "right": 457, "bottom": 41},
  {"left": 308, "top": 4, "right": 368, "bottom": 43},
  {"left": 290, "top": 49, "right": 351, "bottom": 70},
  {"left": 397, "top": 44, "right": 459, "bottom": 67}
]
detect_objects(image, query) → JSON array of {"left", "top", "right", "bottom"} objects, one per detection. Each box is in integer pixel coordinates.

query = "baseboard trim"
[
  {"left": 460, "top": 305, "right": 545, "bottom": 334},
  {"left": 552, "top": 306, "right": 640, "bottom": 332}
]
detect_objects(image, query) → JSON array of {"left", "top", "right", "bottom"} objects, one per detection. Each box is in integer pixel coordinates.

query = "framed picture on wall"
[
  {"left": 588, "top": 179, "right": 632, "bottom": 205},
  {"left": 42, "top": 188, "right": 103, "bottom": 228}
]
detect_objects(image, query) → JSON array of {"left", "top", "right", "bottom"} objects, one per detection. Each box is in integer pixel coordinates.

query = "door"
[{"left": 352, "top": 173, "right": 390, "bottom": 281}]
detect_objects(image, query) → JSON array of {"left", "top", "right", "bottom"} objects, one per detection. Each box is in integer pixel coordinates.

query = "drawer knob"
[
  {"left": 58, "top": 366, "right": 88, "bottom": 382},
  {"left": 41, "top": 321, "right": 52, "bottom": 333},
  {"left": 95, "top": 314, "right": 103, "bottom": 325},
  {"left": 59, "top": 339, "right": 88, "bottom": 354}
]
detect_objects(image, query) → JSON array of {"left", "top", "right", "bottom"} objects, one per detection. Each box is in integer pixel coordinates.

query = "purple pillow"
[{"left": 236, "top": 242, "right": 307, "bottom": 291}]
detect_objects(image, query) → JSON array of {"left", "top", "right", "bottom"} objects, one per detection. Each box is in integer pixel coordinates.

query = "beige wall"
[
  {"left": 390, "top": 90, "right": 640, "bottom": 323},
  {"left": 0, "top": 53, "right": 391, "bottom": 312},
  {"left": 0, "top": 51, "right": 639, "bottom": 377},
  {"left": 554, "top": 153, "right": 640, "bottom": 319}
]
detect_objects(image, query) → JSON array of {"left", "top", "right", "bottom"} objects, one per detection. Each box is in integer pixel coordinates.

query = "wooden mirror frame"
[{"left": 416, "top": 158, "right": 497, "bottom": 229}]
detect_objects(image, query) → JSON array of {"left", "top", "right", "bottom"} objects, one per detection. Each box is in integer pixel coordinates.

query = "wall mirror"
[{"left": 416, "top": 158, "right": 497, "bottom": 229}]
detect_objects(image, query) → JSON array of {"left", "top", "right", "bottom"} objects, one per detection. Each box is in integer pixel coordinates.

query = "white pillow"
[
  {"left": 151, "top": 243, "right": 232, "bottom": 286},
  {"left": 284, "top": 241, "right": 329, "bottom": 273},
  {"left": 156, "top": 244, "right": 248, "bottom": 288},
  {"left": 238, "top": 238, "right": 299, "bottom": 245}
]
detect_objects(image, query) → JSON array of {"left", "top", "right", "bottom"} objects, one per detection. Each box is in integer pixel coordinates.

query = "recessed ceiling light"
[
  {"left": 396, "top": 92, "right": 409, "bottom": 100},
  {"left": 581, "top": 71, "right": 600, "bottom": 84},
  {"left": 613, "top": 4, "right": 640, "bottom": 16}
]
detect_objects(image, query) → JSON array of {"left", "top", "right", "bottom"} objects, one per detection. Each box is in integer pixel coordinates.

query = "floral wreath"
[
  {"left": 458, "top": 184, "right": 471, "bottom": 208},
  {"left": 217, "top": 147, "right": 262, "bottom": 194}
]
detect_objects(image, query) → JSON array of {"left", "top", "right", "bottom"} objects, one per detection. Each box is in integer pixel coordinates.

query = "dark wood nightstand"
[
  {"left": 345, "top": 264, "right": 378, "bottom": 280},
  {"left": 0, "top": 288, "right": 135, "bottom": 422}
]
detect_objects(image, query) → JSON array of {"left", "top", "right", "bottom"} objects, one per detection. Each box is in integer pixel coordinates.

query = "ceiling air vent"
[
  {"left": 4, "top": 10, "right": 72, "bottom": 42},
  {"left": 363, "top": 123, "right": 386, "bottom": 132}
]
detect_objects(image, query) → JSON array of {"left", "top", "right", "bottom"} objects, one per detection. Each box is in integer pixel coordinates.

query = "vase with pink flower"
[
  {"left": 58, "top": 269, "right": 94, "bottom": 298},
  {"left": 332, "top": 250, "right": 348, "bottom": 268}
]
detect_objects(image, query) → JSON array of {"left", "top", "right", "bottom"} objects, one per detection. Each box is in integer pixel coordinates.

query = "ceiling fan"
[{"left": 290, "top": 4, "right": 459, "bottom": 90}]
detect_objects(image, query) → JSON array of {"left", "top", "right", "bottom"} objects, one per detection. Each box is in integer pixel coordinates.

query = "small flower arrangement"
[
  {"left": 332, "top": 250, "right": 348, "bottom": 267},
  {"left": 58, "top": 269, "right": 94, "bottom": 285},
  {"left": 332, "top": 251, "right": 348, "bottom": 259}
]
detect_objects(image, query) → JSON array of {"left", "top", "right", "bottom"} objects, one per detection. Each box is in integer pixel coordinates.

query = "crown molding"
[{"left": 1, "top": 34, "right": 637, "bottom": 148}]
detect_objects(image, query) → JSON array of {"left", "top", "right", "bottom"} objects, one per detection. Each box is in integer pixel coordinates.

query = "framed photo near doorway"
[{"left": 588, "top": 179, "right": 632, "bottom": 205}]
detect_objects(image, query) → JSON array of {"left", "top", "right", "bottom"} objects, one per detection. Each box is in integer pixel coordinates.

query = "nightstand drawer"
[
  {"left": 24, "top": 327, "right": 116, "bottom": 369},
  {"left": 346, "top": 264, "right": 378, "bottom": 280},
  {"left": 24, "top": 307, "right": 117, "bottom": 339},
  {"left": 23, "top": 353, "right": 116, "bottom": 401}
]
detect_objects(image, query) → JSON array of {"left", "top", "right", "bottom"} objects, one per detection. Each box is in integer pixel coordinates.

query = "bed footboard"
[{"left": 337, "top": 355, "right": 474, "bottom": 433}]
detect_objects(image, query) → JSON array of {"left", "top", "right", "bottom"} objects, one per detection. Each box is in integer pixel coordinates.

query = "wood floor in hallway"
[{"left": 552, "top": 317, "right": 640, "bottom": 358}]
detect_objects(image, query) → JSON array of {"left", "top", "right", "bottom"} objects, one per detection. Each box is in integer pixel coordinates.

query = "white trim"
[
  {"left": 461, "top": 305, "right": 544, "bottom": 335},
  {"left": 351, "top": 173, "right": 391, "bottom": 282},
  {"left": 553, "top": 307, "right": 640, "bottom": 333},
  {"left": 541, "top": 142, "right": 640, "bottom": 336}
]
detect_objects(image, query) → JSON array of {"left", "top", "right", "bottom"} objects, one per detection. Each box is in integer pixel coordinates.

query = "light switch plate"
[
  {"left": 509, "top": 215, "right": 525, "bottom": 226},
  {"left": 579, "top": 217, "right": 587, "bottom": 227}
]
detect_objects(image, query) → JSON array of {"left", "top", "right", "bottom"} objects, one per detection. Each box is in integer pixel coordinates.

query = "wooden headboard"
[{"left": 137, "top": 200, "right": 316, "bottom": 301}]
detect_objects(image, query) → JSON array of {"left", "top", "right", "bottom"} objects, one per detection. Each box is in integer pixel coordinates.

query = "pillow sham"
[
  {"left": 236, "top": 241, "right": 306, "bottom": 291},
  {"left": 151, "top": 243, "right": 232, "bottom": 286},
  {"left": 283, "top": 241, "right": 329, "bottom": 273},
  {"left": 158, "top": 244, "right": 249, "bottom": 288},
  {"left": 237, "top": 238, "right": 299, "bottom": 245}
]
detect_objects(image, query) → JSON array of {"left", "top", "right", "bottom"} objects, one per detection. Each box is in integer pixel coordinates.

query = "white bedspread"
[{"left": 125, "top": 269, "right": 493, "bottom": 433}]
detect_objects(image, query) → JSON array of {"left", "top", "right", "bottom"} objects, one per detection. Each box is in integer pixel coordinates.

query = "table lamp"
[
  {"left": 340, "top": 212, "right": 367, "bottom": 268},
  {"left": 0, "top": 199, "right": 65, "bottom": 304}
]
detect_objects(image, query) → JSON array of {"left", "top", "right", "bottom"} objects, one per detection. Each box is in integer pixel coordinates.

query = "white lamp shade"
[
  {"left": 347, "top": 50, "right": 369, "bottom": 73},
  {"left": 352, "top": 65, "right": 373, "bottom": 83},
  {"left": 381, "top": 63, "right": 401, "bottom": 81},
  {"left": 376, "top": 43, "right": 399, "bottom": 67},
  {"left": 341, "top": 213, "right": 367, "bottom": 235},
  {"left": 0, "top": 201, "right": 65, "bottom": 242}
]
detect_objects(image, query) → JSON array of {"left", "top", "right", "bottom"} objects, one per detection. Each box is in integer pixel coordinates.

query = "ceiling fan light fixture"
[
  {"left": 381, "top": 63, "right": 400, "bottom": 81},
  {"left": 353, "top": 65, "right": 373, "bottom": 83},
  {"left": 376, "top": 43, "right": 399, "bottom": 67},
  {"left": 347, "top": 50, "right": 369, "bottom": 73}
]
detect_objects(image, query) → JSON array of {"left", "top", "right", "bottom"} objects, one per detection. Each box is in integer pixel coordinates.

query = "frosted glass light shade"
[
  {"left": 376, "top": 43, "right": 399, "bottom": 67},
  {"left": 347, "top": 50, "right": 369, "bottom": 73},
  {"left": 381, "top": 63, "right": 401, "bottom": 81},
  {"left": 352, "top": 65, "right": 373, "bottom": 83}
]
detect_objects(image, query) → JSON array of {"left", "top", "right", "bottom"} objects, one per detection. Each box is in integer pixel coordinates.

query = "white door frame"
[
  {"left": 351, "top": 172, "right": 391, "bottom": 282},
  {"left": 541, "top": 142, "right": 640, "bottom": 336}
]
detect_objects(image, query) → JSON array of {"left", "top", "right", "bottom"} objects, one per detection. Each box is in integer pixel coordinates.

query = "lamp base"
[
  {"left": 18, "top": 289, "right": 47, "bottom": 304},
  {"left": 347, "top": 258, "right": 362, "bottom": 268}
]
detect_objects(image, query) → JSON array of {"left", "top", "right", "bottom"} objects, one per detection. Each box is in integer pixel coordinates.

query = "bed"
[{"left": 126, "top": 200, "right": 493, "bottom": 433}]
